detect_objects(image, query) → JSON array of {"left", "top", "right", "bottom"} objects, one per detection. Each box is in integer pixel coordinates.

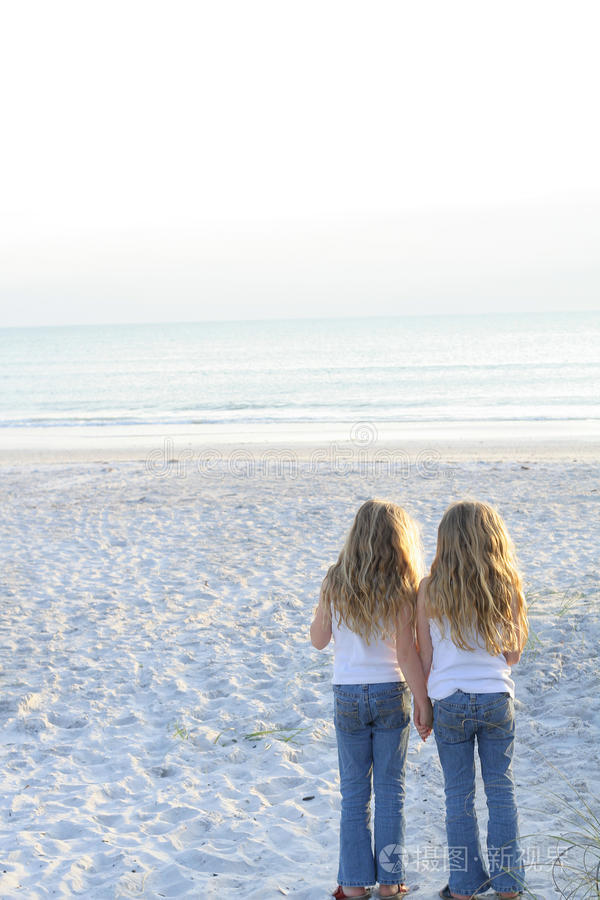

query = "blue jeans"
[
  {"left": 433, "top": 690, "right": 525, "bottom": 896},
  {"left": 333, "top": 682, "right": 411, "bottom": 887}
]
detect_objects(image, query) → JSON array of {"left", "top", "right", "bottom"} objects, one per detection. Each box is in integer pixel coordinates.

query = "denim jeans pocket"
[
  {"left": 434, "top": 702, "right": 469, "bottom": 744},
  {"left": 333, "top": 694, "right": 362, "bottom": 733},
  {"left": 373, "top": 686, "right": 410, "bottom": 729},
  {"left": 482, "top": 693, "right": 514, "bottom": 738}
]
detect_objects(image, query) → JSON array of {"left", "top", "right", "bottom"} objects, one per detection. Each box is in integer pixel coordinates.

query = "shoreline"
[{"left": 0, "top": 419, "right": 599, "bottom": 465}]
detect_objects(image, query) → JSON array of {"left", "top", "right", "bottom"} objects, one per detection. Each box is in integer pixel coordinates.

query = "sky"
[{"left": 1, "top": 0, "right": 599, "bottom": 327}]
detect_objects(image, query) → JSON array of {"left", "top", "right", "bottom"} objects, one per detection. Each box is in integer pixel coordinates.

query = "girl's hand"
[{"left": 413, "top": 697, "right": 433, "bottom": 742}]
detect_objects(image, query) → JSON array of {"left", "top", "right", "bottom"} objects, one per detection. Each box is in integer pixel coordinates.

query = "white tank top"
[
  {"left": 427, "top": 618, "right": 514, "bottom": 700},
  {"left": 332, "top": 616, "right": 404, "bottom": 684}
]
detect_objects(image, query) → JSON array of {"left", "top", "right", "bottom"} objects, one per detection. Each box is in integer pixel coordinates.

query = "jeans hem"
[
  {"left": 489, "top": 884, "right": 526, "bottom": 893},
  {"left": 449, "top": 886, "right": 491, "bottom": 896}
]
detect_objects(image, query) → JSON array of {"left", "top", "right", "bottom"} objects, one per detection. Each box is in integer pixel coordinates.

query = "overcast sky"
[{"left": 1, "top": 0, "right": 599, "bottom": 327}]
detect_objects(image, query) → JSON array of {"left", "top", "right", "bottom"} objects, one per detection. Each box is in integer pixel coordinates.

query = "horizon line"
[{"left": 2, "top": 308, "right": 599, "bottom": 331}]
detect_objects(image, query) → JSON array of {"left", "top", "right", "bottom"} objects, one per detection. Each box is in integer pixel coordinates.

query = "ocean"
[{"left": 0, "top": 312, "right": 599, "bottom": 430}]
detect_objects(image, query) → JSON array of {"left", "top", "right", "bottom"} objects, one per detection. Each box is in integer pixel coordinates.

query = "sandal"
[
  {"left": 378, "top": 887, "right": 409, "bottom": 897},
  {"left": 332, "top": 888, "right": 372, "bottom": 899}
]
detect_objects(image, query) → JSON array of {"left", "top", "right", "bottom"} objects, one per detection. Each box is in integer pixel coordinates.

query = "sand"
[
  {"left": 0, "top": 441, "right": 599, "bottom": 898},
  {"left": 1, "top": 419, "right": 600, "bottom": 465}
]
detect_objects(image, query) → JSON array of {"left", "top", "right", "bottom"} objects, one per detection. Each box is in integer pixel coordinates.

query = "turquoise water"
[{"left": 0, "top": 313, "right": 599, "bottom": 427}]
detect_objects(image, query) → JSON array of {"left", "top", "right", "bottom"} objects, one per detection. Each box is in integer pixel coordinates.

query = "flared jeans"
[
  {"left": 333, "top": 681, "right": 411, "bottom": 887},
  {"left": 433, "top": 690, "right": 525, "bottom": 896}
]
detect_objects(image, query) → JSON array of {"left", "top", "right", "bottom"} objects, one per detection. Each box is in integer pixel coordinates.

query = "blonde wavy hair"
[
  {"left": 426, "top": 500, "right": 528, "bottom": 655},
  {"left": 321, "top": 499, "right": 423, "bottom": 643}
]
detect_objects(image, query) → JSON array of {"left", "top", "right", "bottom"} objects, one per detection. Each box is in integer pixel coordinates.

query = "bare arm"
[
  {"left": 416, "top": 577, "right": 433, "bottom": 679},
  {"left": 396, "top": 602, "right": 433, "bottom": 739},
  {"left": 310, "top": 589, "right": 332, "bottom": 649},
  {"left": 503, "top": 591, "right": 525, "bottom": 666}
]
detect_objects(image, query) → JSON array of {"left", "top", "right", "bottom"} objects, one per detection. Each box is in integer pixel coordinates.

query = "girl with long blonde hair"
[
  {"left": 416, "top": 501, "right": 528, "bottom": 900},
  {"left": 310, "top": 499, "right": 432, "bottom": 899}
]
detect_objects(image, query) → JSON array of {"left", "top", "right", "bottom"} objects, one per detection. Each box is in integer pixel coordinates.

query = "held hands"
[{"left": 413, "top": 697, "right": 433, "bottom": 742}]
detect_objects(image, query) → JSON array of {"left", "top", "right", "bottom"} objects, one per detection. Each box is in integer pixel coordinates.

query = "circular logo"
[
  {"left": 379, "top": 844, "right": 405, "bottom": 874},
  {"left": 350, "top": 421, "right": 378, "bottom": 447}
]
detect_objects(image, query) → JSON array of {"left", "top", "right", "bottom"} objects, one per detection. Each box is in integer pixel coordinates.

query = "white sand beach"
[{"left": 1, "top": 441, "right": 599, "bottom": 898}]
